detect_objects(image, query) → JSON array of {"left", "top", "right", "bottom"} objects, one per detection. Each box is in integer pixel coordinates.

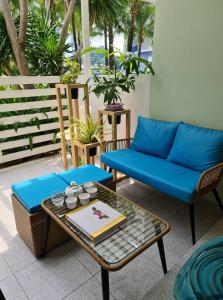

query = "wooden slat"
[
  {"left": 0, "top": 110, "right": 68, "bottom": 125},
  {"left": 0, "top": 98, "right": 66, "bottom": 112},
  {"left": 0, "top": 121, "right": 69, "bottom": 138},
  {"left": 0, "top": 88, "right": 57, "bottom": 99},
  {"left": 0, "top": 76, "right": 59, "bottom": 85},
  {"left": 0, "top": 143, "right": 61, "bottom": 163},
  {"left": 0, "top": 133, "right": 59, "bottom": 150}
]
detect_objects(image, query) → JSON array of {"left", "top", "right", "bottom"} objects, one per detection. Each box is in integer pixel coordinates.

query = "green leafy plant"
[
  {"left": 118, "top": 51, "right": 154, "bottom": 76},
  {"left": 70, "top": 116, "right": 104, "bottom": 144},
  {"left": 82, "top": 47, "right": 154, "bottom": 108},
  {"left": 60, "top": 57, "right": 81, "bottom": 84},
  {"left": 91, "top": 71, "right": 136, "bottom": 105}
]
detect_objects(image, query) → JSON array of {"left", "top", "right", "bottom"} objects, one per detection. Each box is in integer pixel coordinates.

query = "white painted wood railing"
[{"left": 0, "top": 76, "right": 68, "bottom": 164}]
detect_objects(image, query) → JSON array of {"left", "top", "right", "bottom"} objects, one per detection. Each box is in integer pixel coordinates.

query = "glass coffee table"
[{"left": 41, "top": 182, "right": 170, "bottom": 300}]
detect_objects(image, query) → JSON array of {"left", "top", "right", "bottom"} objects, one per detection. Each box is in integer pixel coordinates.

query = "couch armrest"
[
  {"left": 196, "top": 162, "right": 223, "bottom": 194},
  {"left": 105, "top": 138, "right": 133, "bottom": 152}
]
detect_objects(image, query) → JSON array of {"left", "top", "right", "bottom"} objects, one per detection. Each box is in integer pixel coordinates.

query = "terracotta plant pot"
[{"left": 106, "top": 103, "right": 124, "bottom": 125}]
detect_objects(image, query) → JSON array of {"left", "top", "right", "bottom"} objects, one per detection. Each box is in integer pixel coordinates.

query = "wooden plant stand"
[
  {"left": 56, "top": 83, "right": 90, "bottom": 170},
  {"left": 73, "top": 140, "right": 105, "bottom": 165},
  {"left": 98, "top": 109, "right": 131, "bottom": 178},
  {"left": 98, "top": 109, "right": 131, "bottom": 150}
]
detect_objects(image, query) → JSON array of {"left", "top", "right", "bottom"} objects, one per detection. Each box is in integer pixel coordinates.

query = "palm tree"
[
  {"left": 127, "top": 0, "right": 153, "bottom": 52},
  {"left": 135, "top": 3, "right": 155, "bottom": 58},
  {"left": 89, "top": 0, "right": 128, "bottom": 69}
]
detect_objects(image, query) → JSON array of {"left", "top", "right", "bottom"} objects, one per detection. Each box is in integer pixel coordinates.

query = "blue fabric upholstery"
[
  {"left": 12, "top": 173, "right": 69, "bottom": 213},
  {"left": 168, "top": 122, "right": 223, "bottom": 172},
  {"left": 101, "top": 149, "right": 201, "bottom": 202},
  {"left": 130, "top": 116, "right": 178, "bottom": 158},
  {"left": 174, "top": 237, "right": 223, "bottom": 299},
  {"left": 58, "top": 164, "right": 113, "bottom": 185}
]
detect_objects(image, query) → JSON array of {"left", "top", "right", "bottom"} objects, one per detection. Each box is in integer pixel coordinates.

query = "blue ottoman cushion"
[
  {"left": 168, "top": 122, "right": 223, "bottom": 172},
  {"left": 12, "top": 173, "right": 69, "bottom": 213},
  {"left": 58, "top": 164, "right": 113, "bottom": 185},
  {"left": 130, "top": 116, "right": 179, "bottom": 158}
]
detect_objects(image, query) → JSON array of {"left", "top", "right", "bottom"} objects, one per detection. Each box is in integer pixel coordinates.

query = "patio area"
[{"left": 0, "top": 154, "right": 222, "bottom": 300}]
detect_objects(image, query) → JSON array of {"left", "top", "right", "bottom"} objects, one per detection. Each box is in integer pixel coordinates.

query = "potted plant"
[
  {"left": 60, "top": 57, "right": 81, "bottom": 99},
  {"left": 70, "top": 116, "right": 104, "bottom": 156},
  {"left": 91, "top": 70, "right": 136, "bottom": 124},
  {"left": 83, "top": 48, "right": 154, "bottom": 124}
]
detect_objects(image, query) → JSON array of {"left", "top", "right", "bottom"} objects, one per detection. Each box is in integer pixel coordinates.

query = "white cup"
[
  {"left": 52, "top": 194, "right": 65, "bottom": 207},
  {"left": 83, "top": 182, "right": 94, "bottom": 190},
  {"left": 79, "top": 193, "right": 90, "bottom": 205},
  {"left": 66, "top": 196, "right": 78, "bottom": 209},
  {"left": 76, "top": 186, "right": 83, "bottom": 197},
  {"left": 86, "top": 187, "right": 97, "bottom": 199}
]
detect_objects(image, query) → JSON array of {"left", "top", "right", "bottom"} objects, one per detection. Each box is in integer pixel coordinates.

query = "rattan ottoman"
[{"left": 11, "top": 165, "right": 114, "bottom": 257}]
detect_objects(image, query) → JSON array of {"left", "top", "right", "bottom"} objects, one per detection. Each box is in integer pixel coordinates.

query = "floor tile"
[
  {"left": 142, "top": 265, "right": 180, "bottom": 300},
  {"left": 0, "top": 255, "right": 12, "bottom": 281},
  {"left": 1, "top": 235, "right": 37, "bottom": 273},
  {"left": 0, "top": 275, "right": 28, "bottom": 300},
  {"left": 65, "top": 277, "right": 116, "bottom": 300},
  {"left": 58, "top": 240, "right": 100, "bottom": 275},
  {"left": 15, "top": 251, "right": 92, "bottom": 300},
  {"left": 96, "top": 253, "right": 163, "bottom": 300}
]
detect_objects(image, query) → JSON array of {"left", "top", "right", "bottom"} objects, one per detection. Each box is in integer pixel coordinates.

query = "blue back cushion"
[
  {"left": 131, "top": 116, "right": 178, "bottom": 158},
  {"left": 12, "top": 173, "right": 69, "bottom": 213},
  {"left": 168, "top": 122, "right": 223, "bottom": 172}
]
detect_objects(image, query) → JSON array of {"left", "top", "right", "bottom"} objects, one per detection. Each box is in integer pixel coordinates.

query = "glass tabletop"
[{"left": 42, "top": 182, "right": 170, "bottom": 268}]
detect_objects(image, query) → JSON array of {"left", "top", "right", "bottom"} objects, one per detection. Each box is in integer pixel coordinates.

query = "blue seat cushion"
[
  {"left": 12, "top": 173, "right": 69, "bottom": 213},
  {"left": 130, "top": 116, "right": 179, "bottom": 158},
  {"left": 58, "top": 164, "right": 113, "bottom": 185},
  {"left": 101, "top": 149, "right": 201, "bottom": 202},
  {"left": 168, "top": 122, "right": 223, "bottom": 172}
]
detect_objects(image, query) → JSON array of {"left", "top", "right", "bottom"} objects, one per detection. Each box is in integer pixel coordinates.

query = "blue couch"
[{"left": 101, "top": 117, "right": 223, "bottom": 244}]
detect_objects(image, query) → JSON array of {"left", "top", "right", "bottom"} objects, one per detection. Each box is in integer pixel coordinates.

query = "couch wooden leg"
[
  {"left": 189, "top": 203, "right": 196, "bottom": 245},
  {"left": 212, "top": 189, "right": 223, "bottom": 211}
]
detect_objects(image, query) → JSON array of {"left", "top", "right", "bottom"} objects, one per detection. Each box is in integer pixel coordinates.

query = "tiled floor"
[{"left": 0, "top": 154, "right": 222, "bottom": 300}]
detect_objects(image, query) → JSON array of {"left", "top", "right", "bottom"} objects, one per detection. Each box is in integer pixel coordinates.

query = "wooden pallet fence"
[{"left": 0, "top": 76, "right": 69, "bottom": 164}]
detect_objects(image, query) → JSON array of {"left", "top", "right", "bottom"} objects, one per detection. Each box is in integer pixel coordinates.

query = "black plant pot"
[
  {"left": 64, "top": 87, "right": 79, "bottom": 99},
  {"left": 108, "top": 115, "right": 122, "bottom": 125},
  {"left": 89, "top": 147, "right": 97, "bottom": 157},
  {"left": 71, "top": 88, "right": 78, "bottom": 99}
]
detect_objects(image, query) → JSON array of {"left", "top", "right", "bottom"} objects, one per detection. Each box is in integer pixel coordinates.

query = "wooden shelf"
[{"left": 56, "top": 83, "right": 90, "bottom": 170}]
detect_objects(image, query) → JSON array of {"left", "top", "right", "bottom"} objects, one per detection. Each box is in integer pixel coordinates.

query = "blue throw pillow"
[
  {"left": 130, "top": 116, "right": 179, "bottom": 158},
  {"left": 168, "top": 122, "right": 223, "bottom": 172}
]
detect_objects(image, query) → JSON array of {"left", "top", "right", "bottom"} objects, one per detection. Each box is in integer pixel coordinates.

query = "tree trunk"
[
  {"left": 108, "top": 24, "right": 114, "bottom": 70},
  {"left": 45, "top": 0, "right": 54, "bottom": 20},
  {"left": 2, "top": 0, "right": 30, "bottom": 75},
  {"left": 127, "top": 0, "right": 137, "bottom": 52},
  {"left": 137, "top": 27, "right": 143, "bottom": 58},
  {"left": 71, "top": 13, "right": 78, "bottom": 51},
  {"left": 104, "top": 25, "right": 109, "bottom": 66},
  {"left": 58, "top": 0, "right": 76, "bottom": 48}
]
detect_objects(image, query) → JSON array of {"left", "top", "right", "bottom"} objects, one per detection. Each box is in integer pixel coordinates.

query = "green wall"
[{"left": 150, "top": 0, "right": 223, "bottom": 130}]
